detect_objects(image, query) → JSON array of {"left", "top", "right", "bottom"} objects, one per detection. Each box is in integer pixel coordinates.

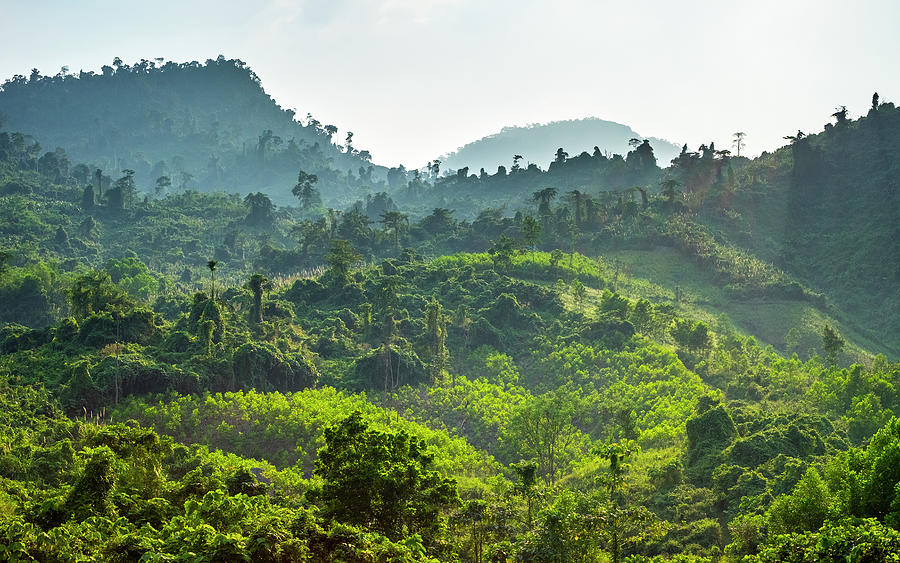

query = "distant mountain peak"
[{"left": 440, "top": 117, "right": 681, "bottom": 173}]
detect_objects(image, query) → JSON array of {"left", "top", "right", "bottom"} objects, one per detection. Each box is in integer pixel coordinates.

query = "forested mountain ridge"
[
  {"left": 440, "top": 117, "right": 681, "bottom": 174},
  {"left": 0, "top": 56, "right": 382, "bottom": 206},
  {"left": 694, "top": 99, "right": 900, "bottom": 356}
]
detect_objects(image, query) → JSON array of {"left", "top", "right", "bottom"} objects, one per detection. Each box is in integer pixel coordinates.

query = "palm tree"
[
  {"left": 732, "top": 132, "right": 746, "bottom": 157},
  {"left": 531, "top": 187, "right": 558, "bottom": 219},
  {"left": 566, "top": 190, "right": 593, "bottom": 226},
  {"left": 207, "top": 260, "right": 218, "bottom": 300},
  {"left": 379, "top": 211, "right": 409, "bottom": 248}
]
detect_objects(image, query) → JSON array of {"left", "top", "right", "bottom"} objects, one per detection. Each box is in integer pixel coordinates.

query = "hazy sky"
[{"left": 1, "top": 0, "right": 898, "bottom": 167}]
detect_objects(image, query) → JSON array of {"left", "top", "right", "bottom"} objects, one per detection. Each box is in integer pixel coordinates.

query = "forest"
[{"left": 0, "top": 58, "right": 898, "bottom": 561}]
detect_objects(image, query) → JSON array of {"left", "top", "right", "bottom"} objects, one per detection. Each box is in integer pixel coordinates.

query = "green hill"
[{"left": 0, "top": 57, "right": 383, "bottom": 206}]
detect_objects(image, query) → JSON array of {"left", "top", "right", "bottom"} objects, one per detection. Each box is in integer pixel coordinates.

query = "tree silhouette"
[
  {"left": 292, "top": 170, "right": 320, "bottom": 210},
  {"left": 783, "top": 130, "right": 806, "bottom": 143},
  {"left": 379, "top": 211, "right": 409, "bottom": 248},
  {"left": 243, "top": 192, "right": 274, "bottom": 226},
  {"left": 832, "top": 106, "right": 848, "bottom": 125},
  {"left": 531, "top": 187, "right": 558, "bottom": 220},
  {"left": 566, "top": 190, "right": 593, "bottom": 227},
  {"left": 207, "top": 260, "right": 218, "bottom": 300},
  {"left": 154, "top": 175, "right": 171, "bottom": 198},
  {"left": 732, "top": 132, "right": 746, "bottom": 157},
  {"left": 95, "top": 168, "right": 103, "bottom": 199}
]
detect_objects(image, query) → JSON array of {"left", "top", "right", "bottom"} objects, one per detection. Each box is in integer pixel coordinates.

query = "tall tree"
[
  {"left": 822, "top": 324, "right": 845, "bottom": 366},
  {"left": 379, "top": 211, "right": 409, "bottom": 248},
  {"left": 244, "top": 192, "right": 275, "bottom": 226},
  {"left": 95, "top": 168, "right": 103, "bottom": 200},
  {"left": 732, "top": 131, "right": 746, "bottom": 157},
  {"left": 246, "top": 273, "right": 270, "bottom": 324},
  {"left": 521, "top": 215, "right": 542, "bottom": 264},
  {"left": 292, "top": 170, "right": 321, "bottom": 210},
  {"left": 313, "top": 411, "right": 459, "bottom": 544},
  {"left": 325, "top": 239, "right": 361, "bottom": 284},
  {"left": 424, "top": 299, "right": 448, "bottom": 383},
  {"left": 505, "top": 388, "right": 582, "bottom": 485},
  {"left": 154, "top": 175, "right": 171, "bottom": 198},
  {"left": 531, "top": 187, "right": 558, "bottom": 221},
  {"left": 206, "top": 260, "right": 218, "bottom": 300}
]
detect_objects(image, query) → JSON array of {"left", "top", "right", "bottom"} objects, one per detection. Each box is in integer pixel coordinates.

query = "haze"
[{"left": 1, "top": 0, "right": 898, "bottom": 167}]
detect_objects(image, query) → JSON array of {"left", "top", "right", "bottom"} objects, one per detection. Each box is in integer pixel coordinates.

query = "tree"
[
  {"left": 832, "top": 105, "right": 848, "bottom": 125},
  {"left": 94, "top": 168, "right": 104, "bottom": 200},
  {"left": 81, "top": 184, "right": 95, "bottom": 210},
  {"left": 420, "top": 208, "right": 456, "bottom": 236},
  {"left": 571, "top": 279, "right": 586, "bottom": 309},
  {"left": 822, "top": 324, "right": 845, "bottom": 366},
  {"left": 69, "top": 270, "right": 131, "bottom": 320},
  {"left": 292, "top": 170, "right": 320, "bottom": 210},
  {"left": 531, "top": 187, "right": 558, "bottom": 220},
  {"left": 325, "top": 239, "right": 361, "bottom": 284},
  {"left": 566, "top": 190, "right": 592, "bottom": 227},
  {"left": 554, "top": 147, "right": 568, "bottom": 164},
  {"left": 670, "top": 318, "right": 712, "bottom": 354},
  {"left": 489, "top": 235, "right": 518, "bottom": 273},
  {"left": 593, "top": 442, "right": 664, "bottom": 563},
  {"left": 154, "top": 175, "right": 171, "bottom": 198},
  {"left": 784, "top": 130, "right": 806, "bottom": 143},
  {"left": 379, "top": 211, "right": 409, "bottom": 248},
  {"left": 246, "top": 273, "right": 270, "bottom": 324},
  {"left": 767, "top": 467, "right": 832, "bottom": 535},
  {"left": 505, "top": 388, "right": 582, "bottom": 485},
  {"left": 206, "top": 260, "right": 218, "bottom": 300},
  {"left": 732, "top": 131, "right": 746, "bottom": 157},
  {"left": 428, "top": 159, "right": 441, "bottom": 179},
  {"left": 424, "top": 299, "right": 448, "bottom": 382},
  {"left": 521, "top": 215, "right": 542, "bottom": 263},
  {"left": 113, "top": 169, "right": 137, "bottom": 208},
  {"left": 244, "top": 192, "right": 274, "bottom": 226},
  {"left": 344, "top": 131, "right": 354, "bottom": 154},
  {"left": 313, "top": 412, "right": 459, "bottom": 544},
  {"left": 512, "top": 461, "right": 538, "bottom": 528},
  {"left": 872, "top": 92, "right": 880, "bottom": 111},
  {"left": 660, "top": 178, "right": 682, "bottom": 209}
]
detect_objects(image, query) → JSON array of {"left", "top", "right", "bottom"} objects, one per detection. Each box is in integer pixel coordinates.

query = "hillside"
[
  {"left": 1, "top": 60, "right": 900, "bottom": 560},
  {"left": 440, "top": 117, "right": 681, "bottom": 174},
  {"left": 682, "top": 99, "right": 900, "bottom": 356},
  {"left": 0, "top": 57, "right": 383, "bottom": 206}
]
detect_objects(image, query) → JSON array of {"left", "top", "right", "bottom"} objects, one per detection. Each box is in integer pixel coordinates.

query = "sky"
[{"left": 1, "top": 0, "right": 899, "bottom": 168}]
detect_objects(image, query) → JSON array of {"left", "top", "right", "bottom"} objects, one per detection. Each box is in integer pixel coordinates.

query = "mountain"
[
  {"left": 0, "top": 56, "right": 381, "bottom": 206},
  {"left": 439, "top": 117, "right": 681, "bottom": 174}
]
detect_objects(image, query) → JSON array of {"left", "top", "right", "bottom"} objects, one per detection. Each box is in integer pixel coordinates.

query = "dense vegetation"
[{"left": 0, "top": 60, "right": 898, "bottom": 561}]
